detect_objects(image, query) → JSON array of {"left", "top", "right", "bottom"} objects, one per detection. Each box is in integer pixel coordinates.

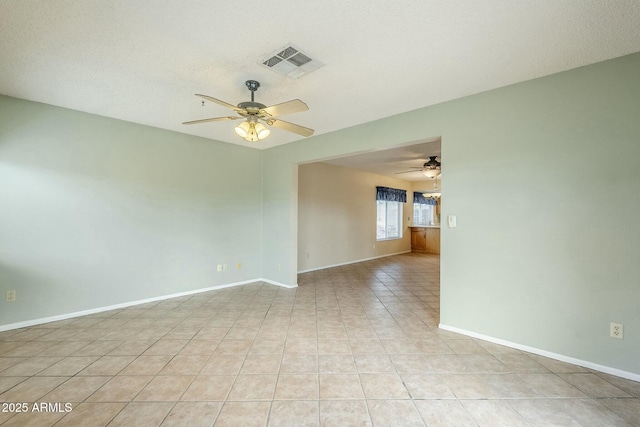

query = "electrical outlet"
[
  {"left": 216, "top": 264, "right": 223, "bottom": 272},
  {"left": 6, "top": 290, "right": 16, "bottom": 302},
  {"left": 610, "top": 322, "right": 624, "bottom": 339}
]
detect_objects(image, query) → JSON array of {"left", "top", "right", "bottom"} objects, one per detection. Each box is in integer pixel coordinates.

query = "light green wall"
[
  {"left": 298, "top": 162, "right": 412, "bottom": 271},
  {"left": 0, "top": 95, "right": 262, "bottom": 326},
  {"left": 262, "top": 53, "right": 640, "bottom": 375}
]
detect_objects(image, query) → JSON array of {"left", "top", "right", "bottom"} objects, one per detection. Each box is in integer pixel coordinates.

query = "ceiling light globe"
[
  {"left": 422, "top": 168, "right": 440, "bottom": 178},
  {"left": 235, "top": 121, "right": 250, "bottom": 138},
  {"left": 255, "top": 123, "right": 270, "bottom": 140}
]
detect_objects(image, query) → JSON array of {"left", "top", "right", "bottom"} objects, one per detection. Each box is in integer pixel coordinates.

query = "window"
[
  {"left": 413, "top": 192, "right": 438, "bottom": 226},
  {"left": 376, "top": 186, "right": 406, "bottom": 241},
  {"left": 413, "top": 202, "right": 435, "bottom": 226},
  {"left": 377, "top": 200, "right": 403, "bottom": 240}
]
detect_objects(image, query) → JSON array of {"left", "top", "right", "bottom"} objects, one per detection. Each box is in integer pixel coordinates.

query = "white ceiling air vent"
[{"left": 261, "top": 45, "right": 324, "bottom": 78}]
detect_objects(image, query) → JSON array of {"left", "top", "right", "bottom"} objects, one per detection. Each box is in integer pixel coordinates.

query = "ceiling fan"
[
  {"left": 183, "top": 80, "right": 314, "bottom": 142},
  {"left": 396, "top": 156, "right": 441, "bottom": 178}
]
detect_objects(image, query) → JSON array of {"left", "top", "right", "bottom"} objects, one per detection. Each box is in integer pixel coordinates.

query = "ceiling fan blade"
[
  {"left": 260, "top": 99, "right": 309, "bottom": 117},
  {"left": 265, "top": 118, "right": 314, "bottom": 137},
  {"left": 182, "top": 116, "right": 240, "bottom": 125},
  {"left": 195, "top": 94, "right": 242, "bottom": 112},
  {"left": 395, "top": 170, "right": 422, "bottom": 175}
]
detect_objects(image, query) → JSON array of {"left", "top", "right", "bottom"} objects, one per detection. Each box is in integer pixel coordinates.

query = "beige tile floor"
[{"left": 1, "top": 253, "right": 639, "bottom": 426}]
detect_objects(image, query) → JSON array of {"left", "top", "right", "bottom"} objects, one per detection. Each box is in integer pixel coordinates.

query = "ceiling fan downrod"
[{"left": 245, "top": 80, "right": 260, "bottom": 102}]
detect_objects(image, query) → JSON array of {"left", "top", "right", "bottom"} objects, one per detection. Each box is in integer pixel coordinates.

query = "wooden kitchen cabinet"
[
  {"left": 411, "top": 227, "right": 440, "bottom": 254},
  {"left": 411, "top": 228, "right": 427, "bottom": 252}
]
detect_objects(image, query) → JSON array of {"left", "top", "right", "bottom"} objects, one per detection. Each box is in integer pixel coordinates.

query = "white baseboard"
[
  {"left": 298, "top": 250, "right": 412, "bottom": 274},
  {"left": 260, "top": 278, "right": 298, "bottom": 289},
  {"left": 439, "top": 323, "right": 640, "bottom": 382},
  {"left": 0, "top": 278, "right": 296, "bottom": 332}
]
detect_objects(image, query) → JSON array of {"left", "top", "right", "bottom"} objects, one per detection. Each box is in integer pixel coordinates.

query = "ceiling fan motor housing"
[
  {"left": 424, "top": 156, "right": 440, "bottom": 168},
  {"left": 237, "top": 101, "right": 267, "bottom": 115}
]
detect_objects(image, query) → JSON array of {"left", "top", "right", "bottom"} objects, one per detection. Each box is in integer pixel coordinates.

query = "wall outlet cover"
[
  {"left": 610, "top": 322, "right": 624, "bottom": 339},
  {"left": 6, "top": 290, "right": 16, "bottom": 302}
]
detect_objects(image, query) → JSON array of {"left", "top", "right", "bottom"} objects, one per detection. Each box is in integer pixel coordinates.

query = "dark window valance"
[
  {"left": 413, "top": 192, "right": 437, "bottom": 205},
  {"left": 376, "top": 186, "right": 406, "bottom": 203}
]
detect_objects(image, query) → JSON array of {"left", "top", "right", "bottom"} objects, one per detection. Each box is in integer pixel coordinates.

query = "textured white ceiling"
[
  {"left": 1, "top": 1, "right": 639, "bottom": 150},
  {"left": 322, "top": 139, "right": 441, "bottom": 182}
]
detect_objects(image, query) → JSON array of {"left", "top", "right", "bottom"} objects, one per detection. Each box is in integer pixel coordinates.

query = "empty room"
[{"left": 1, "top": 1, "right": 639, "bottom": 426}]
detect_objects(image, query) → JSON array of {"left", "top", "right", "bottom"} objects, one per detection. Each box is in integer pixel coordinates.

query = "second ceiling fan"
[
  {"left": 183, "top": 80, "right": 314, "bottom": 142},
  {"left": 396, "top": 156, "right": 441, "bottom": 178}
]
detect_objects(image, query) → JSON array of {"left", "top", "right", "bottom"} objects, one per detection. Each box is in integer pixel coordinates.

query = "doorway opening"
[{"left": 295, "top": 137, "right": 442, "bottom": 311}]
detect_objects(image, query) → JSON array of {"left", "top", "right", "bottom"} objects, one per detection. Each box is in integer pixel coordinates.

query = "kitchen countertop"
[{"left": 410, "top": 225, "right": 440, "bottom": 229}]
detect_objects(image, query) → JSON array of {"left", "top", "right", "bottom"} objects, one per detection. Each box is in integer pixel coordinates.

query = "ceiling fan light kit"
[
  {"left": 183, "top": 80, "right": 313, "bottom": 143},
  {"left": 234, "top": 116, "right": 270, "bottom": 142}
]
